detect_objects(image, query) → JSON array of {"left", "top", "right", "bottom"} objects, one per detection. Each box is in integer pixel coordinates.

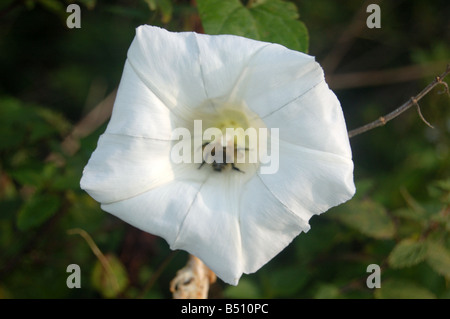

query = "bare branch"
[
  {"left": 348, "top": 64, "right": 450, "bottom": 138},
  {"left": 413, "top": 98, "right": 434, "bottom": 129},
  {"left": 61, "top": 89, "right": 117, "bottom": 156}
]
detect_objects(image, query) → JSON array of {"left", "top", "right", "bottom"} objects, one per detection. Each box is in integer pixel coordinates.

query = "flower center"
[
  {"left": 210, "top": 109, "right": 250, "bottom": 149},
  {"left": 194, "top": 101, "right": 266, "bottom": 173}
]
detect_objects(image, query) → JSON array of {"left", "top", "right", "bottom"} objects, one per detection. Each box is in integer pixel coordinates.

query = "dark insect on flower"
[{"left": 198, "top": 141, "right": 246, "bottom": 173}]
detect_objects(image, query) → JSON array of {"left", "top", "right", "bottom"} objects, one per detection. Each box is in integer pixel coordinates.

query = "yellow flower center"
[{"left": 191, "top": 99, "right": 267, "bottom": 173}]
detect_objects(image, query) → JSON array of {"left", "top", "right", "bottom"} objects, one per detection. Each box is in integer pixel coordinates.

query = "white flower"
[{"left": 80, "top": 25, "right": 355, "bottom": 285}]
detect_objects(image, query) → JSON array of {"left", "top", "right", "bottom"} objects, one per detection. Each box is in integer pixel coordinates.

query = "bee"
[{"left": 198, "top": 141, "right": 247, "bottom": 173}]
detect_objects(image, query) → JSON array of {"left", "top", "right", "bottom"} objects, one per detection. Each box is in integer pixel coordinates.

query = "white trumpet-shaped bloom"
[{"left": 80, "top": 25, "right": 355, "bottom": 285}]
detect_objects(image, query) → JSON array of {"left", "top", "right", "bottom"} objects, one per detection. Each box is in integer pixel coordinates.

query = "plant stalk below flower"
[{"left": 170, "top": 254, "right": 217, "bottom": 299}]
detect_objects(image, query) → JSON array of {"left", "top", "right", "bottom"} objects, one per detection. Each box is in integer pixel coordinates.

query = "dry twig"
[
  {"left": 67, "top": 228, "right": 120, "bottom": 291},
  {"left": 170, "top": 255, "right": 216, "bottom": 299},
  {"left": 348, "top": 64, "right": 450, "bottom": 138}
]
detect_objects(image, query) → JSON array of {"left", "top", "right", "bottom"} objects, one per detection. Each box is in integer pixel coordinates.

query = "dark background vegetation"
[{"left": 0, "top": 0, "right": 449, "bottom": 298}]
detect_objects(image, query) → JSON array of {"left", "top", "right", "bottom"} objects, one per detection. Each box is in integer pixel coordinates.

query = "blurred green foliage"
[
  {"left": 197, "top": 0, "right": 308, "bottom": 52},
  {"left": 0, "top": 0, "right": 449, "bottom": 299}
]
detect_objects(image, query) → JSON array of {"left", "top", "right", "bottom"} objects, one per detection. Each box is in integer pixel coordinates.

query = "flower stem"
[
  {"left": 170, "top": 254, "right": 217, "bottom": 299},
  {"left": 67, "top": 228, "right": 120, "bottom": 291}
]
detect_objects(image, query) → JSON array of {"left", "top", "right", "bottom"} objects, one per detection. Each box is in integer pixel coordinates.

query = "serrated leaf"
[
  {"left": 223, "top": 278, "right": 261, "bottom": 299},
  {"left": 426, "top": 242, "right": 450, "bottom": 280},
  {"left": 374, "top": 279, "right": 436, "bottom": 299},
  {"left": 331, "top": 199, "right": 395, "bottom": 239},
  {"left": 197, "top": 0, "right": 308, "bottom": 52},
  {"left": 17, "top": 194, "right": 61, "bottom": 231},
  {"left": 91, "top": 254, "right": 129, "bottom": 298},
  {"left": 388, "top": 239, "right": 428, "bottom": 269}
]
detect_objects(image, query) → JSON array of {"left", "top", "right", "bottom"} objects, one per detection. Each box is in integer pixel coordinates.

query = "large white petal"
[
  {"left": 99, "top": 166, "right": 263, "bottom": 286},
  {"left": 128, "top": 25, "right": 323, "bottom": 118},
  {"left": 230, "top": 43, "right": 323, "bottom": 118},
  {"left": 238, "top": 175, "right": 311, "bottom": 276},
  {"left": 263, "top": 80, "right": 352, "bottom": 157},
  {"left": 127, "top": 25, "right": 208, "bottom": 120},
  {"left": 170, "top": 172, "right": 246, "bottom": 285},
  {"left": 258, "top": 140, "right": 355, "bottom": 218},
  {"left": 192, "top": 32, "right": 270, "bottom": 102},
  {"left": 105, "top": 61, "right": 181, "bottom": 140},
  {"left": 80, "top": 133, "right": 176, "bottom": 204},
  {"left": 100, "top": 178, "right": 204, "bottom": 246},
  {"left": 169, "top": 169, "right": 313, "bottom": 285}
]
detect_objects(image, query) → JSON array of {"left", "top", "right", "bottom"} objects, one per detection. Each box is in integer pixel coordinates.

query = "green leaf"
[
  {"left": 37, "top": 0, "right": 66, "bottom": 16},
  {"left": 223, "top": 278, "right": 262, "bottom": 298},
  {"left": 263, "top": 265, "right": 309, "bottom": 297},
  {"left": 10, "top": 164, "right": 57, "bottom": 189},
  {"left": 374, "top": 279, "right": 436, "bottom": 299},
  {"left": 0, "top": 97, "right": 68, "bottom": 152},
  {"left": 17, "top": 194, "right": 61, "bottom": 231},
  {"left": 144, "top": 0, "right": 157, "bottom": 10},
  {"left": 78, "top": 0, "right": 97, "bottom": 10},
  {"left": 35, "top": 107, "right": 72, "bottom": 137},
  {"left": 144, "top": 0, "right": 173, "bottom": 23},
  {"left": 197, "top": 0, "right": 308, "bottom": 52},
  {"left": 428, "top": 178, "right": 450, "bottom": 204},
  {"left": 391, "top": 208, "right": 427, "bottom": 223},
  {"left": 91, "top": 254, "right": 129, "bottom": 298},
  {"left": 429, "top": 210, "right": 450, "bottom": 232},
  {"left": 435, "top": 179, "right": 450, "bottom": 191},
  {"left": 353, "top": 179, "right": 375, "bottom": 199},
  {"left": 426, "top": 242, "right": 450, "bottom": 280},
  {"left": 314, "top": 283, "right": 340, "bottom": 299},
  {"left": 388, "top": 239, "right": 428, "bottom": 269},
  {"left": 52, "top": 167, "right": 82, "bottom": 191},
  {"left": 10, "top": 169, "right": 43, "bottom": 188},
  {"left": 330, "top": 199, "right": 395, "bottom": 239},
  {"left": 0, "top": 97, "right": 28, "bottom": 150}
]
